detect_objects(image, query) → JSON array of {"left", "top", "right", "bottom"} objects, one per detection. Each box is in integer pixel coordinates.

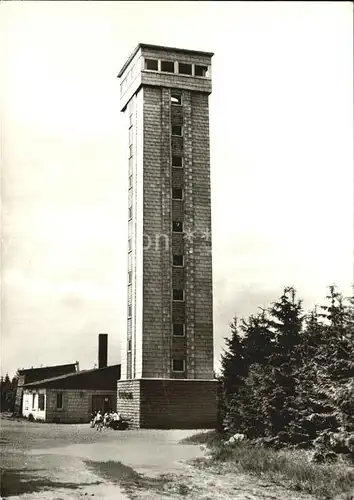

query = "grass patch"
[
  {"left": 183, "top": 432, "right": 354, "bottom": 499},
  {"left": 180, "top": 430, "right": 222, "bottom": 447},
  {"left": 216, "top": 442, "right": 354, "bottom": 499}
]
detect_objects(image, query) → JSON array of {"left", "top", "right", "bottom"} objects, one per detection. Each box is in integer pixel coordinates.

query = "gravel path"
[{"left": 1, "top": 417, "right": 316, "bottom": 500}]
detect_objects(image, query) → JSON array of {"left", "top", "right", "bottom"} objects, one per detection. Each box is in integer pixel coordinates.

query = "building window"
[
  {"left": 172, "top": 221, "right": 183, "bottom": 233},
  {"left": 145, "top": 58, "right": 158, "bottom": 71},
  {"left": 129, "top": 127, "right": 133, "bottom": 145},
  {"left": 172, "top": 155, "right": 183, "bottom": 168},
  {"left": 172, "top": 188, "right": 183, "bottom": 200},
  {"left": 129, "top": 156, "right": 133, "bottom": 173},
  {"left": 128, "top": 174, "right": 133, "bottom": 188},
  {"left": 129, "top": 145, "right": 133, "bottom": 158},
  {"left": 173, "top": 324, "right": 185, "bottom": 336},
  {"left": 173, "top": 254, "right": 184, "bottom": 267},
  {"left": 128, "top": 251, "right": 132, "bottom": 271},
  {"left": 172, "top": 359, "right": 185, "bottom": 372},
  {"left": 161, "top": 60, "right": 175, "bottom": 73},
  {"left": 178, "top": 62, "right": 192, "bottom": 75},
  {"left": 128, "top": 339, "right": 132, "bottom": 352},
  {"left": 56, "top": 393, "right": 63, "bottom": 410},
  {"left": 128, "top": 195, "right": 133, "bottom": 218},
  {"left": 128, "top": 239, "right": 132, "bottom": 251},
  {"left": 173, "top": 289, "right": 184, "bottom": 301},
  {"left": 129, "top": 113, "right": 133, "bottom": 127},
  {"left": 32, "top": 393, "right": 36, "bottom": 410},
  {"left": 128, "top": 305, "right": 132, "bottom": 317},
  {"left": 171, "top": 91, "right": 182, "bottom": 105},
  {"left": 38, "top": 394, "right": 45, "bottom": 411},
  {"left": 128, "top": 271, "right": 132, "bottom": 283},
  {"left": 195, "top": 65, "right": 208, "bottom": 77},
  {"left": 172, "top": 125, "right": 182, "bottom": 137}
]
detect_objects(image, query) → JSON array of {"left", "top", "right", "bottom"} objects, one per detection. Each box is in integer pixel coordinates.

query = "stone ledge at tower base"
[{"left": 117, "top": 379, "right": 217, "bottom": 429}]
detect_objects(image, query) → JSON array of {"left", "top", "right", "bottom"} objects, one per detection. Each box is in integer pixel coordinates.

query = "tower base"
[{"left": 117, "top": 379, "right": 217, "bottom": 429}]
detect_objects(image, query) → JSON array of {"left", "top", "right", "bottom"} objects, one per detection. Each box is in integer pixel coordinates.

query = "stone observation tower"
[{"left": 117, "top": 44, "right": 217, "bottom": 428}]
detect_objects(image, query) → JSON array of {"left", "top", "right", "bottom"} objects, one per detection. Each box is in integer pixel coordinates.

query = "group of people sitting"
[{"left": 90, "top": 409, "right": 128, "bottom": 431}]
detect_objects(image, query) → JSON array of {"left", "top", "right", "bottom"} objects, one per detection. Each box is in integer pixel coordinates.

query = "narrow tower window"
[
  {"left": 172, "top": 221, "right": 183, "bottom": 233},
  {"left": 178, "top": 62, "right": 192, "bottom": 75},
  {"left": 172, "top": 156, "right": 183, "bottom": 168},
  {"left": 195, "top": 65, "right": 209, "bottom": 77},
  {"left": 171, "top": 91, "right": 182, "bottom": 105},
  {"left": 172, "top": 126, "right": 182, "bottom": 137},
  {"left": 173, "top": 289, "right": 184, "bottom": 301},
  {"left": 145, "top": 59, "right": 158, "bottom": 71},
  {"left": 173, "top": 324, "right": 185, "bottom": 336},
  {"left": 172, "top": 188, "right": 183, "bottom": 200},
  {"left": 161, "top": 60, "right": 175, "bottom": 73},
  {"left": 173, "top": 254, "right": 184, "bottom": 267},
  {"left": 172, "top": 359, "right": 185, "bottom": 372}
]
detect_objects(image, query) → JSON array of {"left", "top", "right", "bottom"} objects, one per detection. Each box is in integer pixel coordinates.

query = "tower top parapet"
[{"left": 118, "top": 43, "right": 213, "bottom": 111}]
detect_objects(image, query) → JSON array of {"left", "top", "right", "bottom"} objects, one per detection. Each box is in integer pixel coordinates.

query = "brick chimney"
[{"left": 98, "top": 334, "right": 108, "bottom": 369}]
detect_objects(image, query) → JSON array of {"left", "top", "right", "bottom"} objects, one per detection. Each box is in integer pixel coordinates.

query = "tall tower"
[{"left": 117, "top": 44, "right": 217, "bottom": 428}]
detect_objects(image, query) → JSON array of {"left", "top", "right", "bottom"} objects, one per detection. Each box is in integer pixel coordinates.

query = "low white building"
[{"left": 22, "top": 365, "right": 120, "bottom": 423}]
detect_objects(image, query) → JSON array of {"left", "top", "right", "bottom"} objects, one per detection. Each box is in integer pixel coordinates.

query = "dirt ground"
[{"left": 1, "top": 416, "right": 316, "bottom": 500}]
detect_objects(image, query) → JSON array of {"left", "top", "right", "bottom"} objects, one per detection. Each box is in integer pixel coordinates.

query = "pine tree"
[
  {"left": 319, "top": 285, "right": 353, "bottom": 380},
  {"left": 241, "top": 309, "right": 274, "bottom": 368},
  {"left": 219, "top": 317, "right": 248, "bottom": 432},
  {"left": 1, "top": 374, "right": 11, "bottom": 411},
  {"left": 260, "top": 287, "right": 304, "bottom": 436},
  {"left": 268, "top": 286, "right": 304, "bottom": 365},
  {"left": 220, "top": 317, "right": 247, "bottom": 399}
]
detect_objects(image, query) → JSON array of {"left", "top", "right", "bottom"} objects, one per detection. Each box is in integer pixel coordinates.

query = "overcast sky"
[{"left": 1, "top": 1, "right": 353, "bottom": 377}]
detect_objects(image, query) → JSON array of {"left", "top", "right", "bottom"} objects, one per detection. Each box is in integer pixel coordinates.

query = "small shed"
[{"left": 22, "top": 364, "right": 121, "bottom": 423}]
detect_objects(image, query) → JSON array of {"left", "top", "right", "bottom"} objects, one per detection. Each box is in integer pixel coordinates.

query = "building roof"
[
  {"left": 23, "top": 364, "right": 121, "bottom": 391},
  {"left": 118, "top": 43, "right": 214, "bottom": 78},
  {"left": 18, "top": 363, "right": 78, "bottom": 384}
]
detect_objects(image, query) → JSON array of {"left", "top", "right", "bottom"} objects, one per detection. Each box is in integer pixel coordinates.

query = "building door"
[{"left": 91, "top": 395, "right": 114, "bottom": 414}]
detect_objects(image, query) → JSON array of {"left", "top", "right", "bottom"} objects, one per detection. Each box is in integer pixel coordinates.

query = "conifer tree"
[
  {"left": 241, "top": 309, "right": 274, "bottom": 368},
  {"left": 220, "top": 317, "right": 247, "bottom": 399}
]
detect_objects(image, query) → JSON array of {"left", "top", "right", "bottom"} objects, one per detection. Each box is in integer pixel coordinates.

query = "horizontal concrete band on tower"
[{"left": 117, "top": 379, "right": 218, "bottom": 429}]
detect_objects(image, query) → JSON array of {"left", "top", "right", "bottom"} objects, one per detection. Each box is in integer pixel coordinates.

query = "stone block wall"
[
  {"left": 140, "top": 379, "right": 217, "bottom": 429},
  {"left": 117, "top": 379, "right": 141, "bottom": 428},
  {"left": 117, "top": 379, "right": 217, "bottom": 429},
  {"left": 42, "top": 389, "right": 116, "bottom": 423}
]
